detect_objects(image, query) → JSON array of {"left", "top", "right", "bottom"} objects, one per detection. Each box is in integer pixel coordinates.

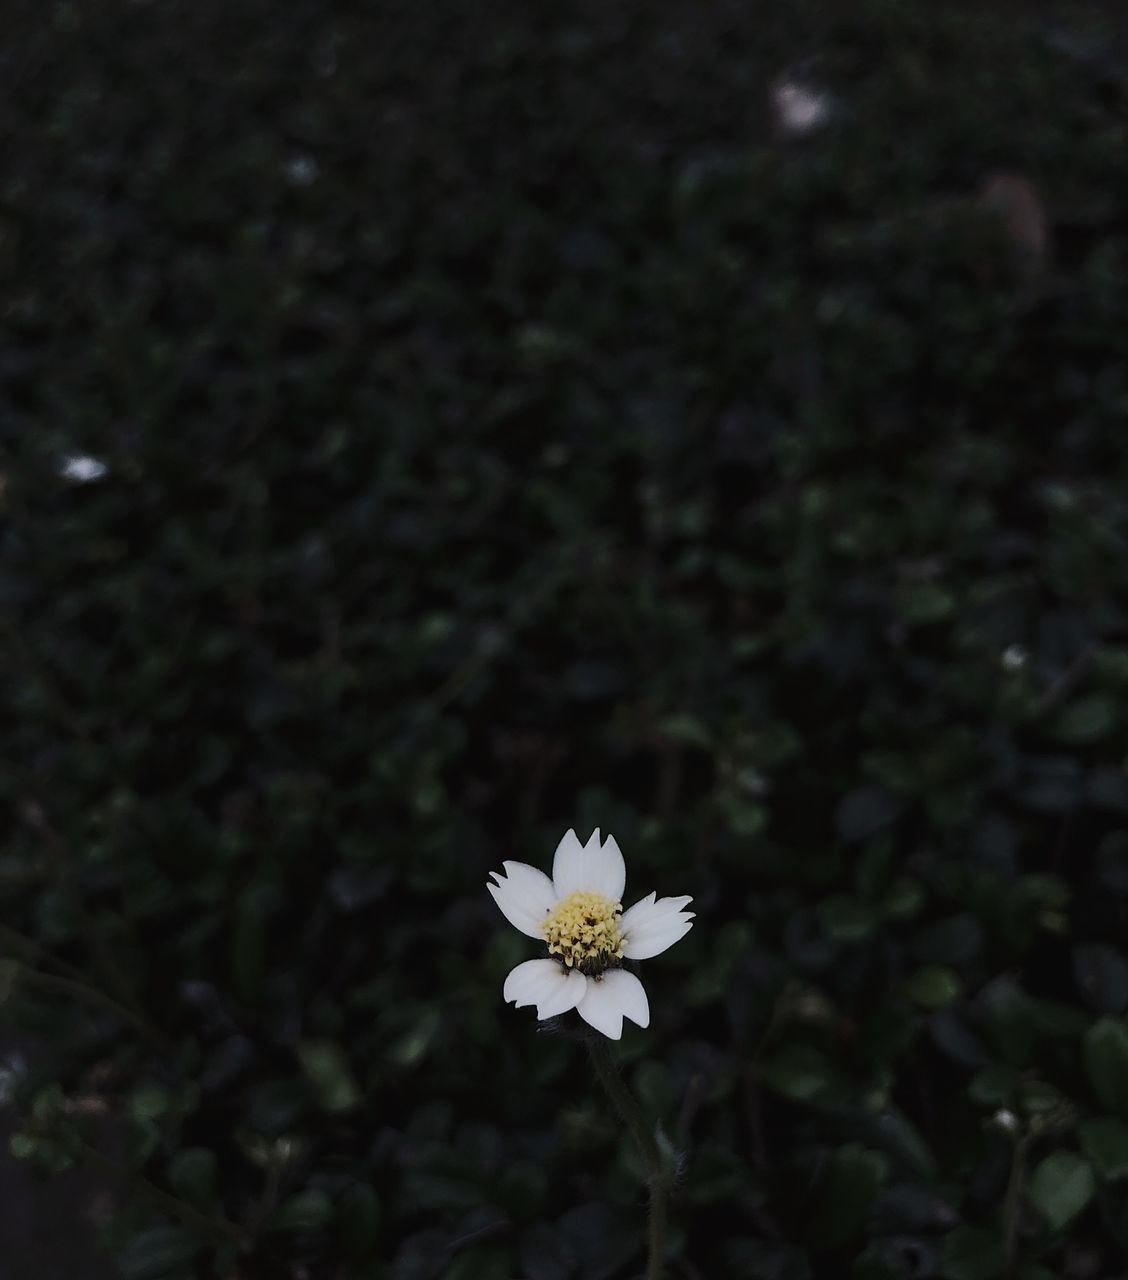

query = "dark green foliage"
[{"left": 3, "top": 0, "right": 1128, "bottom": 1277}]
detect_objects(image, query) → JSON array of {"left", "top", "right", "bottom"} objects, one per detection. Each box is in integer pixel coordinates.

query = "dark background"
[{"left": 3, "top": 1, "right": 1128, "bottom": 1277}]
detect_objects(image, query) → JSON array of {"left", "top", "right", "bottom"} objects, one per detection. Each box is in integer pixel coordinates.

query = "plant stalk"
[
  {"left": 1002, "top": 1132, "right": 1029, "bottom": 1279},
  {"left": 587, "top": 1035, "right": 669, "bottom": 1280}
]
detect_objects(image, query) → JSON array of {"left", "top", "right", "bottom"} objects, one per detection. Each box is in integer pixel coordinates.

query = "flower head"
[{"left": 487, "top": 828, "right": 694, "bottom": 1040}]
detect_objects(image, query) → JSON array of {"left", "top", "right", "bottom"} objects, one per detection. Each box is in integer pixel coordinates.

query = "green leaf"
[
  {"left": 1029, "top": 1151, "right": 1095, "bottom": 1230},
  {"left": 387, "top": 1008, "right": 443, "bottom": 1069},
  {"left": 903, "top": 966, "right": 963, "bottom": 1009},
  {"left": 130, "top": 1084, "right": 172, "bottom": 1123},
  {"left": 268, "top": 1188, "right": 334, "bottom": 1232},
  {"left": 0, "top": 957, "right": 20, "bottom": 1002},
  {"left": 8, "top": 1132, "right": 36, "bottom": 1159},
  {"left": 882, "top": 876, "right": 925, "bottom": 920},
  {"left": 852, "top": 1248, "right": 904, "bottom": 1280},
  {"left": 836, "top": 786, "right": 902, "bottom": 843},
  {"left": 658, "top": 713, "right": 713, "bottom": 749},
  {"left": 898, "top": 583, "right": 955, "bottom": 625},
  {"left": 297, "top": 1039, "right": 360, "bottom": 1114},
  {"left": 337, "top": 1183, "right": 382, "bottom": 1256},
  {"left": 915, "top": 914, "right": 983, "bottom": 968},
  {"left": 1054, "top": 695, "right": 1115, "bottom": 745},
  {"left": 968, "top": 1063, "right": 1018, "bottom": 1108},
  {"left": 819, "top": 894, "right": 877, "bottom": 943},
  {"left": 759, "top": 1043, "right": 840, "bottom": 1105},
  {"left": 518, "top": 1223, "right": 576, "bottom": 1280},
  {"left": 864, "top": 1108, "right": 939, "bottom": 1180},
  {"left": 117, "top": 1226, "right": 203, "bottom": 1280},
  {"left": 167, "top": 1147, "right": 217, "bottom": 1209},
  {"left": 1017, "top": 1078, "right": 1067, "bottom": 1115},
  {"left": 1079, "top": 1117, "right": 1128, "bottom": 1181},
  {"left": 976, "top": 977, "right": 1036, "bottom": 1067},
  {"left": 722, "top": 795, "right": 768, "bottom": 837},
  {"left": 444, "top": 1243, "right": 511, "bottom": 1280},
  {"left": 230, "top": 884, "right": 270, "bottom": 1003},
  {"left": 1083, "top": 1018, "right": 1128, "bottom": 1118},
  {"left": 806, "top": 1144, "right": 887, "bottom": 1247},
  {"left": 1073, "top": 942, "right": 1128, "bottom": 1013},
  {"left": 939, "top": 1225, "right": 1004, "bottom": 1280}
]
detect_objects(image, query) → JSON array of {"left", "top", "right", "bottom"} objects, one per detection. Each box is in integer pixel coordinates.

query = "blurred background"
[{"left": 3, "top": 0, "right": 1128, "bottom": 1277}]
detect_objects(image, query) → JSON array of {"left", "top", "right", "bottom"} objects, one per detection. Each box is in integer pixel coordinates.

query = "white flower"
[
  {"left": 487, "top": 828, "right": 694, "bottom": 1040},
  {"left": 58, "top": 454, "right": 109, "bottom": 483},
  {"left": 772, "top": 81, "right": 833, "bottom": 135},
  {"left": 1001, "top": 644, "right": 1028, "bottom": 673}
]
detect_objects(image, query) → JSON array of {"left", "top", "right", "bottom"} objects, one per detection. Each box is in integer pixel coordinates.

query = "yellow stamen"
[{"left": 541, "top": 890, "right": 624, "bottom": 975}]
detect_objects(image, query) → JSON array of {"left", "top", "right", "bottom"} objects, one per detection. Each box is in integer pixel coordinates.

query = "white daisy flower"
[{"left": 488, "top": 828, "right": 695, "bottom": 1040}]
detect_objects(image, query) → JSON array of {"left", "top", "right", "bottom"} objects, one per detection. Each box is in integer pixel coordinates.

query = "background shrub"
[{"left": 3, "top": 1, "right": 1128, "bottom": 1277}]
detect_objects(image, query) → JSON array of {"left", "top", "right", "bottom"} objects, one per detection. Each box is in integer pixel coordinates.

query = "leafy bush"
[{"left": 3, "top": 1, "right": 1128, "bottom": 1277}]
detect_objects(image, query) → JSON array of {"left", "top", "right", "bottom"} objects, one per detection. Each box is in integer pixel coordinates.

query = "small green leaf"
[
  {"left": 1073, "top": 942, "right": 1128, "bottom": 1013},
  {"left": 1029, "top": 1151, "right": 1094, "bottom": 1230},
  {"left": 806, "top": 1144, "right": 887, "bottom": 1247},
  {"left": 968, "top": 1063, "right": 1018, "bottom": 1108},
  {"left": 903, "top": 966, "right": 963, "bottom": 1009},
  {"left": 939, "top": 1225, "right": 1004, "bottom": 1280},
  {"left": 8, "top": 1132, "right": 36, "bottom": 1159},
  {"left": 1079, "top": 1117, "right": 1128, "bottom": 1180},
  {"left": 297, "top": 1039, "right": 360, "bottom": 1114},
  {"left": 130, "top": 1084, "right": 172, "bottom": 1123},
  {"left": 167, "top": 1147, "right": 217, "bottom": 1209},
  {"left": 819, "top": 894, "right": 876, "bottom": 943},
  {"left": 518, "top": 1223, "right": 575, "bottom": 1280},
  {"left": 882, "top": 876, "right": 925, "bottom": 920},
  {"left": 1054, "top": 695, "right": 1115, "bottom": 745},
  {"left": 117, "top": 1226, "right": 202, "bottom": 1280},
  {"left": 864, "top": 1108, "right": 939, "bottom": 1180},
  {"left": 759, "top": 1043, "right": 840, "bottom": 1104},
  {"left": 1083, "top": 1018, "right": 1128, "bottom": 1118},
  {"left": 268, "top": 1188, "right": 334, "bottom": 1232},
  {"left": 853, "top": 1247, "right": 905, "bottom": 1280},
  {"left": 899, "top": 583, "right": 955, "bottom": 625},
  {"left": 386, "top": 1008, "right": 442, "bottom": 1069},
  {"left": 1017, "top": 1078, "right": 1066, "bottom": 1115},
  {"left": 976, "top": 977, "right": 1036, "bottom": 1067},
  {"left": 337, "top": 1183, "right": 382, "bottom": 1256},
  {"left": 836, "top": 786, "right": 902, "bottom": 843},
  {"left": 0, "top": 957, "right": 20, "bottom": 1002},
  {"left": 658, "top": 713, "right": 713, "bottom": 749}
]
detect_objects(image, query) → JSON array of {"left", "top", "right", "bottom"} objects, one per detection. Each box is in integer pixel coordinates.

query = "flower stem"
[
  {"left": 586, "top": 1036, "right": 669, "bottom": 1280},
  {"left": 74, "top": 1136, "right": 244, "bottom": 1250},
  {"left": 1002, "top": 1132, "right": 1029, "bottom": 1279},
  {"left": 4, "top": 954, "right": 171, "bottom": 1055}
]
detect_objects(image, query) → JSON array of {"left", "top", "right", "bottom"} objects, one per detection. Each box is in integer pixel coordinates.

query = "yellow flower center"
[{"left": 541, "top": 890, "right": 624, "bottom": 975}]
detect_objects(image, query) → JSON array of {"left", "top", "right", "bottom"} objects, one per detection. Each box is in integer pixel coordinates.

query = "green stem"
[
  {"left": 586, "top": 1036, "right": 669, "bottom": 1280},
  {"left": 7, "top": 960, "right": 171, "bottom": 1054},
  {"left": 74, "top": 1137, "right": 244, "bottom": 1249},
  {"left": 1002, "top": 1132, "right": 1028, "bottom": 1279}
]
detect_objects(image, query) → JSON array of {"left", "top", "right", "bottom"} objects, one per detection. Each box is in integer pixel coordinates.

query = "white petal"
[
  {"left": 487, "top": 860, "right": 558, "bottom": 939},
  {"left": 503, "top": 959, "right": 587, "bottom": 1019},
  {"left": 551, "top": 828, "right": 587, "bottom": 898},
  {"left": 577, "top": 969, "right": 650, "bottom": 1039},
  {"left": 590, "top": 833, "right": 626, "bottom": 902},
  {"left": 552, "top": 827, "right": 626, "bottom": 902},
  {"left": 621, "top": 893, "right": 695, "bottom": 960}
]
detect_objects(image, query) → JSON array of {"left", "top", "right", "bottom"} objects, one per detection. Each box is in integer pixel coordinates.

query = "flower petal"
[
  {"left": 590, "top": 833, "right": 626, "bottom": 902},
  {"left": 551, "top": 828, "right": 588, "bottom": 898},
  {"left": 577, "top": 969, "right": 650, "bottom": 1039},
  {"left": 503, "top": 959, "right": 587, "bottom": 1019},
  {"left": 487, "top": 860, "right": 558, "bottom": 939},
  {"left": 621, "top": 893, "right": 695, "bottom": 960},
  {"left": 552, "top": 827, "right": 626, "bottom": 902}
]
